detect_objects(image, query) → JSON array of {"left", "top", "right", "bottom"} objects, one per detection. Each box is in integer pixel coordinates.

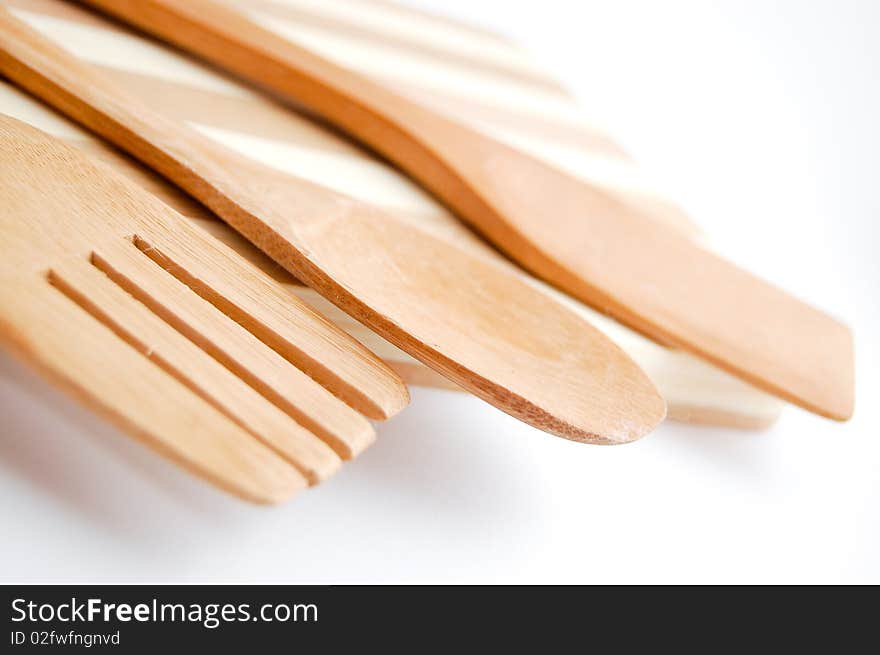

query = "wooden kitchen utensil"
[
  {"left": 0, "top": 115, "right": 412, "bottom": 502},
  {"left": 0, "top": 0, "right": 786, "bottom": 430},
  {"left": 0, "top": 7, "right": 666, "bottom": 443},
  {"left": 87, "top": 0, "right": 853, "bottom": 421},
  {"left": 0, "top": 79, "right": 783, "bottom": 432}
]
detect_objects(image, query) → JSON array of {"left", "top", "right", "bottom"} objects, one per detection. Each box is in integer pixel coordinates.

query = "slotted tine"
[{"left": 0, "top": 115, "right": 409, "bottom": 502}]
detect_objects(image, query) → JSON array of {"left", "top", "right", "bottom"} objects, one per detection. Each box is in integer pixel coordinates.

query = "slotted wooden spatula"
[
  {"left": 0, "top": 75, "right": 782, "bottom": 431},
  {"left": 0, "top": 0, "right": 785, "bottom": 430},
  {"left": 86, "top": 0, "right": 854, "bottom": 421},
  {"left": 0, "top": 6, "right": 666, "bottom": 443},
  {"left": 0, "top": 114, "right": 410, "bottom": 503}
]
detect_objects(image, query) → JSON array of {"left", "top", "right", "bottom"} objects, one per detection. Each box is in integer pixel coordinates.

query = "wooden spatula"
[
  {"left": 0, "top": 76, "right": 783, "bottom": 432},
  {"left": 0, "top": 114, "right": 412, "bottom": 502},
  {"left": 84, "top": 0, "right": 854, "bottom": 421},
  {"left": 0, "top": 0, "right": 786, "bottom": 431},
  {"left": 0, "top": 7, "right": 666, "bottom": 443}
]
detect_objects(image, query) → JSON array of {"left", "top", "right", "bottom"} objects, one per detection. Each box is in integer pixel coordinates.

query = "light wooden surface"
[
  {"left": 0, "top": 0, "right": 788, "bottom": 429},
  {"left": 0, "top": 6, "right": 670, "bottom": 443},
  {"left": 92, "top": 0, "right": 854, "bottom": 421},
  {"left": 0, "top": 115, "right": 413, "bottom": 502}
]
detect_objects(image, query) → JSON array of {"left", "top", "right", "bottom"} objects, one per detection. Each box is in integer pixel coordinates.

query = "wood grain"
[
  {"left": 0, "top": 116, "right": 409, "bottom": 501},
  {"left": 0, "top": 0, "right": 786, "bottom": 429},
  {"left": 88, "top": 0, "right": 854, "bottom": 421},
  {"left": 0, "top": 8, "right": 667, "bottom": 443},
  {"left": 0, "top": 0, "right": 785, "bottom": 429}
]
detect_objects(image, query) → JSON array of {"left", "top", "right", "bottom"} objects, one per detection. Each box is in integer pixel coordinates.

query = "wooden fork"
[
  {"left": 85, "top": 0, "right": 854, "bottom": 421},
  {"left": 0, "top": 115, "right": 409, "bottom": 503},
  {"left": 0, "top": 7, "right": 667, "bottom": 444}
]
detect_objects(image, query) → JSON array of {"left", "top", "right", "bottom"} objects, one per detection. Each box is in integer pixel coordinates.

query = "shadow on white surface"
[
  {"left": 0, "top": 348, "right": 240, "bottom": 540},
  {"left": 656, "top": 418, "right": 780, "bottom": 482},
  {"left": 0, "top": 347, "right": 549, "bottom": 581}
]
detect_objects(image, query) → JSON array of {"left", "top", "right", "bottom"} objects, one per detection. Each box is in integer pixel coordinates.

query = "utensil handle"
[
  {"left": 78, "top": 0, "right": 475, "bottom": 201},
  {"left": 0, "top": 6, "right": 265, "bottom": 221}
]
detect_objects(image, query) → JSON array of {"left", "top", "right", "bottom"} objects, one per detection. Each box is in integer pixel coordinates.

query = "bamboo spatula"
[
  {"left": 87, "top": 0, "right": 854, "bottom": 421},
  {"left": 0, "top": 7, "right": 665, "bottom": 443},
  {"left": 0, "top": 0, "right": 785, "bottom": 430},
  {"left": 0, "top": 75, "right": 782, "bottom": 431},
  {"left": 0, "top": 114, "right": 412, "bottom": 502}
]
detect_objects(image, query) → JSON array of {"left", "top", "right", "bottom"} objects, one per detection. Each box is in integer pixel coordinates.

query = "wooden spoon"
[
  {"left": 82, "top": 0, "right": 854, "bottom": 421},
  {"left": 0, "top": 7, "right": 666, "bottom": 443}
]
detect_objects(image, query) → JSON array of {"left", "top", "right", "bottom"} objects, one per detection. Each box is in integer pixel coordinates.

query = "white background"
[{"left": 1, "top": 0, "right": 877, "bottom": 583}]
